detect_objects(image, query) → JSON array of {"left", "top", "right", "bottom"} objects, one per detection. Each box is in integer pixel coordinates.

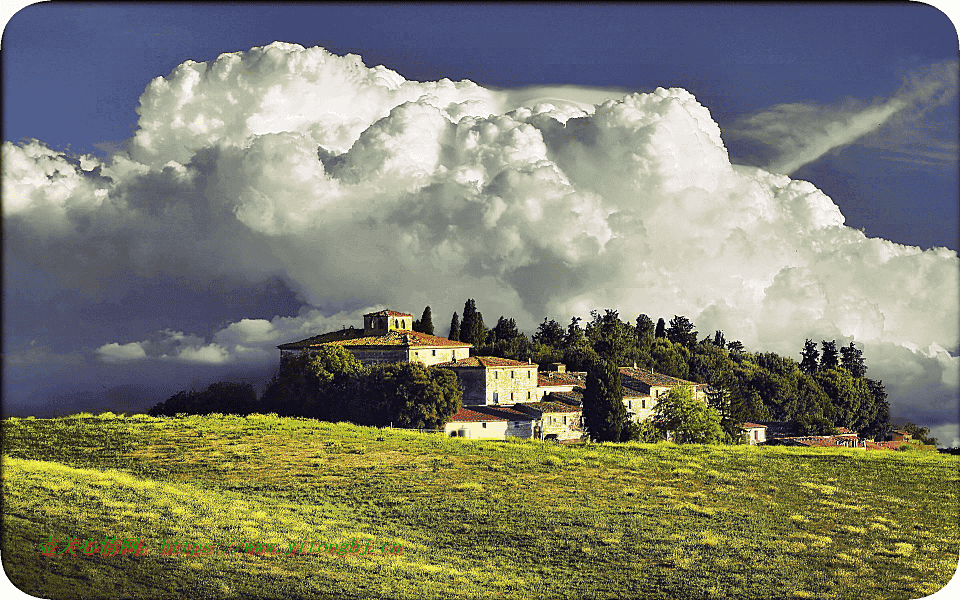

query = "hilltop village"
[{"left": 278, "top": 309, "right": 910, "bottom": 449}]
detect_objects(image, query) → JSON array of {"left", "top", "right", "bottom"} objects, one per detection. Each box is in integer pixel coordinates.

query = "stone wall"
[{"left": 485, "top": 366, "right": 538, "bottom": 404}]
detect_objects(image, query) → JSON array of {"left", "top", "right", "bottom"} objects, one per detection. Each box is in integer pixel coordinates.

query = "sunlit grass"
[{"left": 1, "top": 413, "right": 958, "bottom": 599}]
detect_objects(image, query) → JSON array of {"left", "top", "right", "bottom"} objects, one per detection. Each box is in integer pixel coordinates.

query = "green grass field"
[{"left": 2, "top": 412, "right": 958, "bottom": 599}]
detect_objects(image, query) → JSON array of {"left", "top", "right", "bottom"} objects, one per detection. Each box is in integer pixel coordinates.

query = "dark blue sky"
[
  {"left": 1, "top": 3, "right": 958, "bottom": 428},
  {"left": 4, "top": 2, "right": 957, "bottom": 250}
]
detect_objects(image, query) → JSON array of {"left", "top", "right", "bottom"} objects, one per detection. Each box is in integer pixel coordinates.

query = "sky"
[{"left": 2, "top": 3, "right": 959, "bottom": 447}]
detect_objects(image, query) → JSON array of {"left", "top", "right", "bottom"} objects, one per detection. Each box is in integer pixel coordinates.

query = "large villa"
[{"left": 278, "top": 309, "right": 714, "bottom": 442}]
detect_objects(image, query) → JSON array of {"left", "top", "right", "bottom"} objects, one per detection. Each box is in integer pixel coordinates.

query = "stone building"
[
  {"left": 514, "top": 401, "right": 584, "bottom": 441},
  {"left": 443, "top": 407, "right": 513, "bottom": 439},
  {"left": 433, "top": 356, "right": 539, "bottom": 405},
  {"left": 278, "top": 309, "right": 471, "bottom": 368},
  {"left": 618, "top": 366, "right": 709, "bottom": 423}
]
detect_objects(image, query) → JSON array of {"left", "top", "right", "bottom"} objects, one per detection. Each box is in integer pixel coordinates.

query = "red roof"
[
  {"left": 514, "top": 401, "right": 581, "bottom": 414},
  {"left": 279, "top": 329, "right": 470, "bottom": 350},
  {"left": 434, "top": 356, "right": 534, "bottom": 368},
  {"left": 742, "top": 423, "right": 768, "bottom": 429},
  {"left": 538, "top": 371, "right": 587, "bottom": 387},
  {"left": 469, "top": 405, "right": 535, "bottom": 420},
  {"left": 364, "top": 310, "right": 414, "bottom": 317},
  {"left": 448, "top": 408, "right": 509, "bottom": 423},
  {"left": 618, "top": 367, "right": 706, "bottom": 391},
  {"left": 865, "top": 440, "right": 908, "bottom": 451}
]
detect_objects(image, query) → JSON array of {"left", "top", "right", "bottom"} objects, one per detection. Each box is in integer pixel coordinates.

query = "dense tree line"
[
  {"left": 148, "top": 299, "right": 894, "bottom": 444},
  {"left": 150, "top": 345, "right": 462, "bottom": 430},
  {"left": 441, "top": 300, "right": 892, "bottom": 440},
  {"left": 148, "top": 382, "right": 258, "bottom": 416},
  {"left": 258, "top": 346, "right": 462, "bottom": 429}
]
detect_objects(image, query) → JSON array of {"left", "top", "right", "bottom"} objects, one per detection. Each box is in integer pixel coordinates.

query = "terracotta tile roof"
[
  {"left": 434, "top": 356, "right": 534, "bottom": 368},
  {"left": 514, "top": 401, "right": 582, "bottom": 414},
  {"left": 546, "top": 390, "right": 584, "bottom": 405},
  {"left": 618, "top": 367, "right": 706, "bottom": 392},
  {"left": 768, "top": 435, "right": 863, "bottom": 448},
  {"left": 742, "top": 422, "right": 768, "bottom": 429},
  {"left": 278, "top": 329, "right": 471, "bottom": 350},
  {"left": 538, "top": 371, "right": 587, "bottom": 387},
  {"left": 448, "top": 408, "right": 509, "bottom": 423},
  {"left": 469, "top": 406, "right": 535, "bottom": 421},
  {"left": 364, "top": 310, "right": 414, "bottom": 317},
  {"left": 866, "top": 440, "right": 908, "bottom": 451}
]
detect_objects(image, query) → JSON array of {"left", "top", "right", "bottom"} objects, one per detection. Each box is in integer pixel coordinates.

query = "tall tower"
[{"left": 362, "top": 310, "right": 414, "bottom": 335}]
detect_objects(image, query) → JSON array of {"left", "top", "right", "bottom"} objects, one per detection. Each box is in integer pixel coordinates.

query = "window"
[
  {"left": 511, "top": 370, "right": 515, "bottom": 379},
  {"left": 641, "top": 399, "right": 646, "bottom": 409},
  {"left": 482, "top": 422, "right": 487, "bottom": 428},
  {"left": 432, "top": 349, "right": 436, "bottom": 356},
  {"left": 563, "top": 416, "right": 567, "bottom": 425},
  {"left": 628, "top": 401, "right": 632, "bottom": 410},
  {"left": 527, "top": 370, "right": 531, "bottom": 378},
  {"left": 494, "top": 371, "right": 498, "bottom": 379},
  {"left": 527, "top": 391, "right": 531, "bottom": 400},
  {"left": 493, "top": 392, "right": 499, "bottom": 403},
  {"left": 510, "top": 393, "right": 514, "bottom": 401}
]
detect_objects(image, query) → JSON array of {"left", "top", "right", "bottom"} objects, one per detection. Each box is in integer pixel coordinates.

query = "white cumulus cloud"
[{"left": 4, "top": 42, "right": 956, "bottom": 435}]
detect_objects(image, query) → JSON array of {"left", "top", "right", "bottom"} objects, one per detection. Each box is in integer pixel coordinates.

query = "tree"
[
  {"left": 533, "top": 317, "right": 565, "bottom": 348},
  {"left": 799, "top": 339, "right": 820, "bottom": 375},
  {"left": 448, "top": 312, "right": 460, "bottom": 341},
  {"left": 149, "top": 382, "right": 257, "bottom": 417},
  {"left": 860, "top": 378, "right": 891, "bottom": 440},
  {"left": 712, "top": 330, "right": 726, "bottom": 348},
  {"left": 565, "top": 316, "right": 586, "bottom": 347},
  {"left": 653, "top": 385, "right": 724, "bottom": 444},
  {"left": 649, "top": 338, "right": 690, "bottom": 379},
  {"left": 819, "top": 340, "right": 839, "bottom": 372},
  {"left": 459, "top": 299, "right": 487, "bottom": 347},
  {"left": 562, "top": 342, "right": 600, "bottom": 373},
  {"left": 414, "top": 306, "right": 435, "bottom": 335},
  {"left": 726, "top": 340, "right": 745, "bottom": 354},
  {"left": 666, "top": 315, "right": 698, "bottom": 349},
  {"left": 582, "top": 358, "right": 628, "bottom": 442},
  {"left": 635, "top": 314, "right": 655, "bottom": 349},
  {"left": 654, "top": 318, "right": 666, "bottom": 339},
  {"left": 586, "top": 309, "right": 635, "bottom": 365},
  {"left": 372, "top": 363, "right": 462, "bottom": 430},
  {"left": 260, "top": 346, "right": 366, "bottom": 420},
  {"left": 815, "top": 368, "right": 873, "bottom": 431},
  {"left": 305, "top": 344, "right": 366, "bottom": 383},
  {"left": 460, "top": 300, "right": 478, "bottom": 343},
  {"left": 840, "top": 342, "right": 866, "bottom": 378},
  {"left": 491, "top": 316, "right": 520, "bottom": 342},
  {"left": 897, "top": 421, "right": 939, "bottom": 447},
  {"left": 622, "top": 419, "right": 661, "bottom": 443}
]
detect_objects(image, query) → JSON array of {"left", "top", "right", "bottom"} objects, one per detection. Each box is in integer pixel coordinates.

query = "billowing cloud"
[
  {"left": 94, "top": 307, "right": 370, "bottom": 366},
  {"left": 4, "top": 42, "right": 957, "bottom": 440},
  {"left": 97, "top": 342, "right": 147, "bottom": 363},
  {"left": 726, "top": 60, "right": 958, "bottom": 174}
]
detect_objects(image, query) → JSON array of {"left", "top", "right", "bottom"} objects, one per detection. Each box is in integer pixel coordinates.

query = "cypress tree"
[
  {"left": 460, "top": 299, "right": 477, "bottom": 345},
  {"left": 799, "top": 339, "right": 820, "bottom": 375},
  {"left": 654, "top": 318, "right": 666, "bottom": 339},
  {"left": 840, "top": 341, "right": 866, "bottom": 378},
  {"left": 820, "top": 340, "right": 839, "bottom": 371},
  {"left": 417, "top": 306, "right": 435, "bottom": 335},
  {"left": 582, "top": 358, "right": 627, "bottom": 442},
  {"left": 448, "top": 312, "right": 460, "bottom": 341}
]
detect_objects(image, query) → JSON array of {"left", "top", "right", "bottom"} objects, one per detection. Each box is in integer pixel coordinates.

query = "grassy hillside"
[{"left": 2, "top": 413, "right": 958, "bottom": 600}]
